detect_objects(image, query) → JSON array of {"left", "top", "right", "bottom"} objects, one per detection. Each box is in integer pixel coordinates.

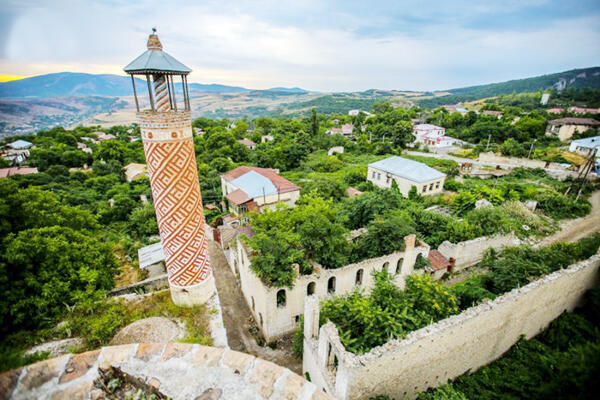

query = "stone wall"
[
  {"left": 232, "top": 235, "right": 429, "bottom": 341},
  {"left": 437, "top": 234, "right": 520, "bottom": 271},
  {"left": 108, "top": 274, "right": 169, "bottom": 297},
  {"left": 304, "top": 254, "right": 600, "bottom": 399},
  {"left": 478, "top": 151, "right": 572, "bottom": 171},
  {"left": 1, "top": 343, "right": 333, "bottom": 400}
]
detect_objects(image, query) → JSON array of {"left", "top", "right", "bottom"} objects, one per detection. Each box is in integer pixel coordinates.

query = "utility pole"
[
  {"left": 575, "top": 148, "right": 597, "bottom": 201},
  {"left": 485, "top": 134, "right": 491, "bottom": 151},
  {"left": 527, "top": 139, "right": 537, "bottom": 159}
]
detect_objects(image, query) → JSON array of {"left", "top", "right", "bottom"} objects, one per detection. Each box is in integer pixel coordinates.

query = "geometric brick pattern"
[{"left": 143, "top": 137, "right": 211, "bottom": 287}]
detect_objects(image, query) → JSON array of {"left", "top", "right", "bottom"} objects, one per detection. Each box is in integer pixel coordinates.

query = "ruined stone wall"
[
  {"left": 437, "top": 234, "right": 520, "bottom": 270},
  {"left": 233, "top": 235, "right": 429, "bottom": 341},
  {"left": 304, "top": 254, "right": 600, "bottom": 399}
]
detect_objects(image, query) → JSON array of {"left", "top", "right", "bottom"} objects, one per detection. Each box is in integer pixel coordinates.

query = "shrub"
[{"left": 321, "top": 273, "right": 458, "bottom": 353}]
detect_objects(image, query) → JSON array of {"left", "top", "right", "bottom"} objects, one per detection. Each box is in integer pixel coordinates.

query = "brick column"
[{"left": 138, "top": 110, "right": 215, "bottom": 305}]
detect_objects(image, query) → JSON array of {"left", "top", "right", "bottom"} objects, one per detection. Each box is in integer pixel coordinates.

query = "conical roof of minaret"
[{"left": 124, "top": 31, "right": 191, "bottom": 74}]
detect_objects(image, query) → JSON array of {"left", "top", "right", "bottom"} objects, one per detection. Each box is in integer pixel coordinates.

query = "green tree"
[
  {"left": 291, "top": 196, "right": 349, "bottom": 268},
  {"left": 311, "top": 108, "right": 319, "bottom": 137},
  {"left": 0, "top": 227, "right": 117, "bottom": 333}
]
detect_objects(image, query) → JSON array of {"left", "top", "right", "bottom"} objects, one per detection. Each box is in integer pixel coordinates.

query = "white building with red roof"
[
  {"left": 413, "top": 124, "right": 458, "bottom": 148},
  {"left": 568, "top": 106, "right": 600, "bottom": 115},
  {"left": 238, "top": 138, "right": 257, "bottom": 150},
  {"left": 220, "top": 166, "right": 301, "bottom": 219}
]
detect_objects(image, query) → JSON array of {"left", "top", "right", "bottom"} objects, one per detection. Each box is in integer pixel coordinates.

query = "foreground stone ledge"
[{"left": 1, "top": 343, "right": 333, "bottom": 400}]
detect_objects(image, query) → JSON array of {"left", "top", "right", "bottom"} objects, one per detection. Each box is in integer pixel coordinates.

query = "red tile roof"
[
  {"left": 0, "top": 167, "right": 38, "bottom": 178},
  {"left": 549, "top": 118, "right": 600, "bottom": 126},
  {"left": 222, "top": 166, "right": 300, "bottom": 194},
  {"left": 428, "top": 250, "right": 451, "bottom": 271},
  {"left": 226, "top": 188, "right": 250, "bottom": 205},
  {"left": 238, "top": 138, "right": 256, "bottom": 147}
]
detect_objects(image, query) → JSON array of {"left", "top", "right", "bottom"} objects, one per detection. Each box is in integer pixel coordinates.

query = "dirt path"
[
  {"left": 534, "top": 190, "right": 600, "bottom": 248},
  {"left": 208, "top": 241, "right": 302, "bottom": 374}
]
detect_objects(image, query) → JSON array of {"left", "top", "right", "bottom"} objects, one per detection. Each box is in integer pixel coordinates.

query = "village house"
[
  {"left": 96, "top": 132, "right": 117, "bottom": 141},
  {"left": 568, "top": 106, "right": 600, "bottom": 115},
  {"left": 412, "top": 123, "right": 458, "bottom": 148},
  {"left": 547, "top": 108, "right": 564, "bottom": 114},
  {"left": 2, "top": 139, "right": 34, "bottom": 165},
  {"left": 367, "top": 156, "right": 446, "bottom": 196},
  {"left": 443, "top": 105, "right": 468, "bottom": 115},
  {"left": 0, "top": 167, "right": 38, "bottom": 179},
  {"left": 261, "top": 134, "right": 274, "bottom": 143},
  {"left": 7, "top": 139, "right": 33, "bottom": 150},
  {"left": 238, "top": 138, "right": 257, "bottom": 150},
  {"left": 220, "top": 166, "right": 301, "bottom": 221},
  {"left": 569, "top": 135, "right": 600, "bottom": 168},
  {"left": 341, "top": 123, "right": 354, "bottom": 136},
  {"left": 123, "top": 163, "right": 148, "bottom": 182},
  {"left": 546, "top": 117, "right": 600, "bottom": 141},
  {"left": 482, "top": 110, "right": 503, "bottom": 118},
  {"left": 76, "top": 142, "right": 93, "bottom": 154}
]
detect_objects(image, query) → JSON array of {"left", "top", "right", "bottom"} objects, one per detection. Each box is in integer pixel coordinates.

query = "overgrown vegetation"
[
  {"left": 0, "top": 291, "right": 212, "bottom": 373},
  {"left": 321, "top": 272, "right": 459, "bottom": 354},
  {"left": 451, "top": 234, "right": 600, "bottom": 310},
  {"left": 418, "top": 287, "right": 600, "bottom": 400}
]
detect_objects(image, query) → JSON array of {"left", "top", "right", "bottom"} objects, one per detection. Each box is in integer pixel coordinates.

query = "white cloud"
[{"left": 0, "top": 0, "right": 599, "bottom": 91}]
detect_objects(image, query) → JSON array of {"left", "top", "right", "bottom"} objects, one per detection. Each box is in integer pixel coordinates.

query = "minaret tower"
[{"left": 124, "top": 30, "right": 215, "bottom": 306}]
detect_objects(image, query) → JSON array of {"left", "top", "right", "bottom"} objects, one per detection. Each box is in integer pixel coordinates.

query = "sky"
[{"left": 1, "top": 0, "right": 599, "bottom": 92}]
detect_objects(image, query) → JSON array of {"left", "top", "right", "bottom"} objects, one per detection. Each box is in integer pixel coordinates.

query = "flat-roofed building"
[{"left": 367, "top": 156, "right": 446, "bottom": 197}]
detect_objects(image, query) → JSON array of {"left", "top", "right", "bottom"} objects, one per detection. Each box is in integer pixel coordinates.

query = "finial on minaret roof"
[{"left": 147, "top": 28, "right": 163, "bottom": 51}]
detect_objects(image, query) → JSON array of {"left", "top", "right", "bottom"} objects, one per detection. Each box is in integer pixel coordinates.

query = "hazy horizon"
[{"left": 1, "top": 0, "right": 599, "bottom": 92}]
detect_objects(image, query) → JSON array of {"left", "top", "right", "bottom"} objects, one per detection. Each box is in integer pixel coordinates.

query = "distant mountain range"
[
  {"left": 2, "top": 68, "right": 598, "bottom": 103},
  {"left": 418, "top": 67, "right": 600, "bottom": 107},
  {"left": 0, "top": 72, "right": 309, "bottom": 98}
]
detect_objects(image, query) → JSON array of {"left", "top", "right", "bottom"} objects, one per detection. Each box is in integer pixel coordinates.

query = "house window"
[
  {"left": 372, "top": 171, "right": 376, "bottom": 179},
  {"left": 377, "top": 173, "right": 381, "bottom": 180},
  {"left": 327, "top": 277, "right": 336, "bottom": 294},
  {"left": 383, "top": 261, "right": 389, "bottom": 273},
  {"left": 276, "top": 289, "right": 286, "bottom": 307},
  {"left": 422, "top": 186, "right": 426, "bottom": 193},
  {"left": 429, "top": 183, "right": 434, "bottom": 191},
  {"left": 386, "top": 176, "right": 390, "bottom": 184},
  {"left": 295, "top": 315, "right": 300, "bottom": 324},
  {"left": 396, "top": 258, "right": 404, "bottom": 274},
  {"left": 435, "top": 181, "right": 440, "bottom": 189},
  {"left": 307, "top": 282, "right": 316, "bottom": 295},
  {"left": 355, "top": 269, "right": 363, "bottom": 286}
]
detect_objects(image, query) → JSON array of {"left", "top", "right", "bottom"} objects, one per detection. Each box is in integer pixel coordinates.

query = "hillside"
[
  {"left": 418, "top": 66, "right": 600, "bottom": 108},
  {"left": 0, "top": 72, "right": 255, "bottom": 98}
]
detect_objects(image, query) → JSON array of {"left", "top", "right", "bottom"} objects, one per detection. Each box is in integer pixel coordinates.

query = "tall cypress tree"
[{"left": 311, "top": 108, "right": 319, "bottom": 137}]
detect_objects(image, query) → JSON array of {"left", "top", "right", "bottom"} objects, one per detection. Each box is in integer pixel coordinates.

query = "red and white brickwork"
[{"left": 138, "top": 110, "right": 215, "bottom": 305}]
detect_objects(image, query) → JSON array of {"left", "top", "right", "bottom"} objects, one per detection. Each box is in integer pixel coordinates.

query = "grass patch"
[{"left": 66, "top": 291, "right": 213, "bottom": 349}]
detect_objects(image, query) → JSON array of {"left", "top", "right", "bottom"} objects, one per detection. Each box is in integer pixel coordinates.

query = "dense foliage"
[
  {"left": 451, "top": 234, "right": 600, "bottom": 310},
  {"left": 418, "top": 288, "right": 600, "bottom": 400},
  {"left": 321, "top": 272, "right": 459, "bottom": 353}
]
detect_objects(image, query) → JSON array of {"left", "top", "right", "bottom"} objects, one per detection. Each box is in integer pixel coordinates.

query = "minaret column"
[{"left": 138, "top": 109, "right": 216, "bottom": 306}]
